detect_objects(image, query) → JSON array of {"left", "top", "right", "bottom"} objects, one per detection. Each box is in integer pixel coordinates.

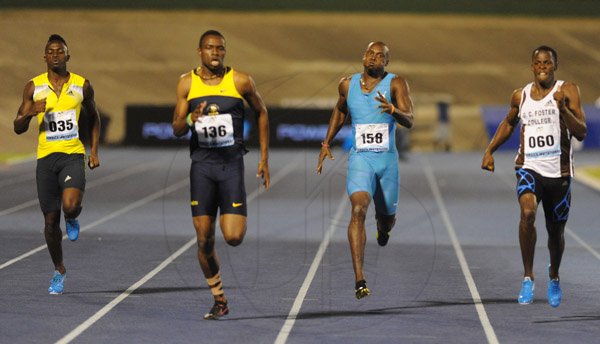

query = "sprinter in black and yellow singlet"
[
  {"left": 14, "top": 34, "right": 101, "bottom": 294},
  {"left": 172, "top": 30, "right": 270, "bottom": 319}
]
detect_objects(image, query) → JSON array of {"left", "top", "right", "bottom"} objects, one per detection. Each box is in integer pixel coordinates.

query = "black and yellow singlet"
[
  {"left": 32, "top": 72, "right": 86, "bottom": 159},
  {"left": 187, "top": 67, "right": 246, "bottom": 163}
]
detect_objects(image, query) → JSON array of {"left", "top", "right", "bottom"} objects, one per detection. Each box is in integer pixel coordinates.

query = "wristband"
[
  {"left": 321, "top": 142, "right": 330, "bottom": 148},
  {"left": 186, "top": 113, "right": 193, "bottom": 126}
]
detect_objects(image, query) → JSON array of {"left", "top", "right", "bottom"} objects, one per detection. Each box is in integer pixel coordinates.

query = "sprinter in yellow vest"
[
  {"left": 172, "top": 30, "right": 270, "bottom": 319},
  {"left": 13, "top": 34, "right": 101, "bottom": 294}
]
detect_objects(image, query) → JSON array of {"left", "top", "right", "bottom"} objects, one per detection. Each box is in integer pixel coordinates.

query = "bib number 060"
[{"left": 528, "top": 135, "right": 554, "bottom": 148}]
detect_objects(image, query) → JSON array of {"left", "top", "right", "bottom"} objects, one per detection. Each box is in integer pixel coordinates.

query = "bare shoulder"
[
  {"left": 510, "top": 87, "right": 523, "bottom": 105},
  {"left": 176, "top": 71, "right": 193, "bottom": 90},
  {"left": 83, "top": 79, "right": 95, "bottom": 98},
  {"left": 338, "top": 76, "right": 351, "bottom": 92},
  {"left": 232, "top": 68, "right": 255, "bottom": 95},
  {"left": 392, "top": 74, "right": 408, "bottom": 83},
  {"left": 391, "top": 74, "right": 410, "bottom": 89},
  {"left": 233, "top": 68, "right": 252, "bottom": 84},
  {"left": 561, "top": 81, "right": 580, "bottom": 94},
  {"left": 178, "top": 71, "right": 193, "bottom": 82}
]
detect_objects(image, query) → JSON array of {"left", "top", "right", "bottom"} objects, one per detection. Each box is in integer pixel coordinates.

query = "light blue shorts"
[{"left": 346, "top": 150, "right": 399, "bottom": 215}]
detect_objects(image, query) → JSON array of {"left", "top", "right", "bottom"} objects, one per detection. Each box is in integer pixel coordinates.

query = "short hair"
[
  {"left": 532, "top": 45, "right": 558, "bottom": 65},
  {"left": 47, "top": 34, "right": 67, "bottom": 47},
  {"left": 367, "top": 41, "right": 390, "bottom": 60},
  {"left": 199, "top": 30, "right": 225, "bottom": 48}
]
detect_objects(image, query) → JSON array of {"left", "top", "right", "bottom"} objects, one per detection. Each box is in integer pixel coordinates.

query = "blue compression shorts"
[{"left": 347, "top": 150, "right": 399, "bottom": 215}]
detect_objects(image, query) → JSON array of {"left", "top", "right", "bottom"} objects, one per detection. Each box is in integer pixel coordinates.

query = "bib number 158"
[{"left": 361, "top": 132, "right": 384, "bottom": 144}]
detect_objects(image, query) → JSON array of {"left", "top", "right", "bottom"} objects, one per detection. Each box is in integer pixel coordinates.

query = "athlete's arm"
[
  {"left": 481, "top": 89, "right": 522, "bottom": 172},
  {"left": 14, "top": 81, "right": 44, "bottom": 135},
  {"left": 172, "top": 73, "right": 193, "bottom": 138},
  {"left": 316, "top": 77, "right": 350, "bottom": 175},
  {"left": 376, "top": 75, "right": 414, "bottom": 129},
  {"left": 554, "top": 82, "right": 587, "bottom": 141},
  {"left": 236, "top": 71, "right": 270, "bottom": 189},
  {"left": 82, "top": 80, "right": 101, "bottom": 169}
]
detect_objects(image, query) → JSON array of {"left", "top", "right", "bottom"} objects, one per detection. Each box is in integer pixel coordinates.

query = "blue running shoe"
[
  {"left": 48, "top": 271, "right": 65, "bottom": 294},
  {"left": 65, "top": 218, "right": 80, "bottom": 241},
  {"left": 547, "top": 279, "right": 561, "bottom": 308},
  {"left": 518, "top": 277, "right": 534, "bottom": 304}
]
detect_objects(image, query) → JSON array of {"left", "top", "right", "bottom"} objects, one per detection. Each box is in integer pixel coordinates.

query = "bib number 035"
[{"left": 44, "top": 110, "right": 79, "bottom": 141}]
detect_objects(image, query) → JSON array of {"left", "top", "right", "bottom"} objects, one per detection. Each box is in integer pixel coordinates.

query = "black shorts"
[
  {"left": 515, "top": 168, "right": 571, "bottom": 223},
  {"left": 190, "top": 158, "right": 247, "bottom": 217},
  {"left": 36, "top": 153, "right": 86, "bottom": 214}
]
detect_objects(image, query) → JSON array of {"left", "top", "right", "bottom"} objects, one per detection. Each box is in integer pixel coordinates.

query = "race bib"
[
  {"left": 44, "top": 110, "right": 78, "bottom": 141},
  {"left": 194, "top": 114, "right": 235, "bottom": 148},
  {"left": 524, "top": 123, "right": 560, "bottom": 160},
  {"left": 355, "top": 123, "right": 389, "bottom": 152}
]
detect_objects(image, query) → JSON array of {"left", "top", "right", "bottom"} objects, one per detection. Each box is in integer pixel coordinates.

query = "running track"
[{"left": 1, "top": 147, "right": 599, "bottom": 344}]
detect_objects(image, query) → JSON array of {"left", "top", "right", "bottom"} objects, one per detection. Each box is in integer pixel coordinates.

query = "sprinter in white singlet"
[{"left": 482, "top": 46, "right": 587, "bottom": 308}]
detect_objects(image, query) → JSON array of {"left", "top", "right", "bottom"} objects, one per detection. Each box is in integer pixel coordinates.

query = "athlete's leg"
[
  {"left": 518, "top": 193, "right": 538, "bottom": 279},
  {"left": 546, "top": 221, "right": 565, "bottom": 280},
  {"left": 217, "top": 158, "right": 247, "bottom": 247},
  {"left": 37, "top": 154, "right": 65, "bottom": 274},
  {"left": 376, "top": 214, "right": 396, "bottom": 234},
  {"left": 543, "top": 177, "right": 571, "bottom": 280},
  {"left": 349, "top": 191, "right": 371, "bottom": 283},
  {"left": 219, "top": 214, "right": 246, "bottom": 247},
  {"left": 62, "top": 188, "right": 83, "bottom": 219},
  {"left": 43, "top": 211, "right": 65, "bottom": 274},
  {"left": 193, "top": 215, "right": 226, "bottom": 302},
  {"left": 373, "top": 156, "right": 399, "bottom": 245}
]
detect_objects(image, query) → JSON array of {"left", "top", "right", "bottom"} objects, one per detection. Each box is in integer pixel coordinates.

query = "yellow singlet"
[{"left": 32, "top": 72, "right": 86, "bottom": 159}]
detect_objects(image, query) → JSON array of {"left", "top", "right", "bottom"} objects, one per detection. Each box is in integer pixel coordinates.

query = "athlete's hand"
[
  {"left": 32, "top": 98, "right": 47, "bottom": 116},
  {"left": 375, "top": 91, "right": 394, "bottom": 114},
  {"left": 481, "top": 151, "right": 495, "bottom": 172},
  {"left": 190, "top": 101, "right": 207, "bottom": 123},
  {"left": 316, "top": 145, "right": 334, "bottom": 175},
  {"left": 257, "top": 160, "right": 270, "bottom": 189},
  {"left": 88, "top": 154, "right": 100, "bottom": 170},
  {"left": 553, "top": 86, "right": 566, "bottom": 110}
]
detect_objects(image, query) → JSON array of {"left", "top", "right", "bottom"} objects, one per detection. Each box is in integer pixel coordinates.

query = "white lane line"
[
  {"left": 0, "top": 171, "right": 36, "bottom": 188},
  {"left": 0, "top": 179, "right": 188, "bottom": 271},
  {"left": 567, "top": 228, "right": 600, "bottom": 261},
  {"left": 54, "top": 238, "right": 196, "bottom": 344},
  {"left": 274, "top": 194, "right": 348, "bottom": 344},
  {"left": 0, "top": 160, "right": 167, "bottom": 218},
  {"left": 55, "top": 156, "right": 302, "bottom": 344},
  {"left": 423, "top": 159, "right": 499, "bottom": 344}
]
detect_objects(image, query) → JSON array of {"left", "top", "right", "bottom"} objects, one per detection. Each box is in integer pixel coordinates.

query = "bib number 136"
[{"left": 194, "top": 114, "right": 234, "bottom": 148}]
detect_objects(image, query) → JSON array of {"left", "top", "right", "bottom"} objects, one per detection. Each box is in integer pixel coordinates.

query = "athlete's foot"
[
  {"left": 376, "top": 228, "right": 391, "bottom": 247},
  {"left": 204, "top": 300, "right": 229, "bottom": 320},
  {"left": 48, "top": 271, "right": 66, "bottom": 294},
  {"left": 518, "top": 277, "right": 534, "bottom": 305},
  {"left": 65, "top": 218, "right": 80, "bottom": 241},
  {"left": 355, "top": 280, "right": 371, "bottom": 300}
]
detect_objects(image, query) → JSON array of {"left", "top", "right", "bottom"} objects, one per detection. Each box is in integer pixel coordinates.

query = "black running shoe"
[
  {"left": 376, "top": 227, "right": 390, "bottom": 247},
  {"left": 355, "top": 280, "right": 371, "bottom": 300},
  {"left": 204, "top": 300, "right": 229, "bottom": 320}
]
